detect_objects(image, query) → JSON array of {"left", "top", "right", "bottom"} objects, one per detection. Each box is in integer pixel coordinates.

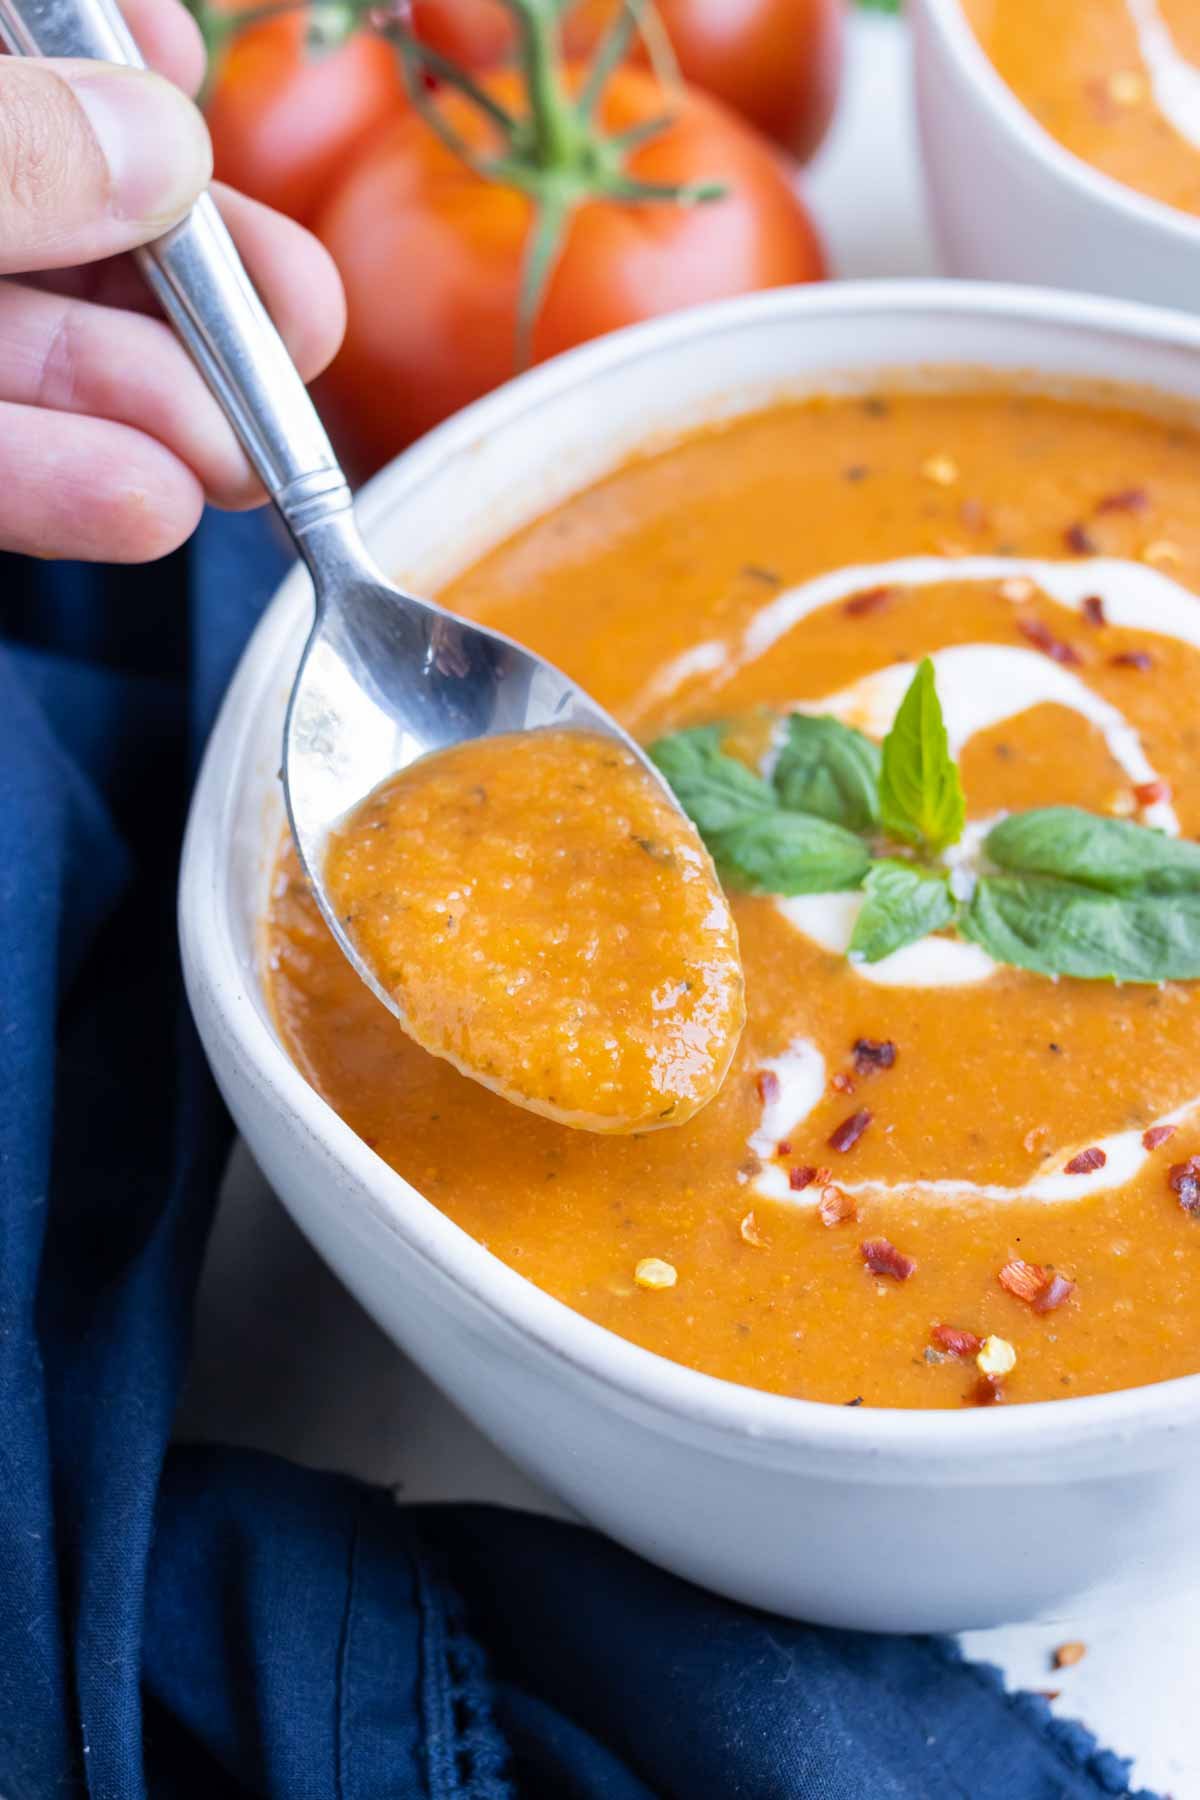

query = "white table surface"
[{"left": 177, "top": 16, "right": 1198, "bottom": 1797}]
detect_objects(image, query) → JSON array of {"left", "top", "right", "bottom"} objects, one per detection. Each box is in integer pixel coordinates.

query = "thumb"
[{"left": 0, "top": 58, "right": 211, "bottom": 276}]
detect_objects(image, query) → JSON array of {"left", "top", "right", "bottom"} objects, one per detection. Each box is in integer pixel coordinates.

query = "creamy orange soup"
[
  {"left": 324, "top": 729, "right": 744, "bottom": 1133},
  {"left": 268, "top": 389, "right": 1200, "bottom": 1409},
  {"left": 964, "top": 0, "right": 1200, "bottom": 217}
]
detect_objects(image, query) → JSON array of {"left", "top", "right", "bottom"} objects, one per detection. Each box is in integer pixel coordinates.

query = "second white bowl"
[{"left": 911, "top": 0, "right": 1200, "bottom": 310}]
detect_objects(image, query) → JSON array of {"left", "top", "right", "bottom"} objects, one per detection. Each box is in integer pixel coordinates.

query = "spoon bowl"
[{"left": 282, "top": 510, "right": 649, "bottom": 1030}]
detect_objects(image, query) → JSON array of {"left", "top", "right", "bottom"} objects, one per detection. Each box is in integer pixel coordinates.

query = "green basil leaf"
[
  {"left": 773, "top": 714, "right": 882, "bottom": 832},
  {"left": 648, "top": 726, "right": 775, "bottom": 836},
  {"left": 847, "top": 860, "right": 957, "bottom": 963},
  {"left": 877, "top": 658, "right": 965, "bottom": 854},
  {"left": 962, "top": 874, "right": 1200, "bottom": 982},
  {"left": 986, "top": 806, "right": 1200, "bottom": 896},
  {"left": 710, "top": 812, "right": 871, "bottom": 897}
]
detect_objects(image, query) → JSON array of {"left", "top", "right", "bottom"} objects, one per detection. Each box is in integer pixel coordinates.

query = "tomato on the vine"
[
  {"left": 313, "top": 61, "right": 825, "bottom": 477},
  {"left": 409, "top": 0, "right": 512, "bottom": 67},
  {"left": 575, "top": 0, "right": 846, "bottom": 162},
  {"left": 203, "top": 6, "right": 408, "bottom": 223}
]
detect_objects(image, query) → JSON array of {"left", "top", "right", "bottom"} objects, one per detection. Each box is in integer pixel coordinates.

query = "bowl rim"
[
  {"left": 183, "top": 277, "right": 1200, "bottom": 1476},
  {"left": 915, "top": 0, "right": 1200, "bottom": 247}
]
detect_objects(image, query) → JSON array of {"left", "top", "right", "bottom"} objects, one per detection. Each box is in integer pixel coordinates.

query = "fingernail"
[{"left": 69, "top": 67, "right": 212, "bottom": 226}]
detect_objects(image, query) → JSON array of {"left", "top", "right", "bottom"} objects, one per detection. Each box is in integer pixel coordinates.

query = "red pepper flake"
[
  {"left": 1096, "top": 486, "right": 1150, "bottom": 515},
  {"left": 998, "top": 1258, "right": 1049, "bottom": 1303},
  {"left": 1064, "top": 522, "right": 1098, "bottom": 555},
  {"left": 1134, "top": 779, "right": 1170, "bottom": 807},
  {"left": 1143, "top": 1124, "right": 1177, "bottom": 1151},
  {"left": 1168, "top": 1157, "right": 1200, "bottom": 1214},
  {"left": 831, "top": 1072, "right": 856, "bottom": 1094},
  {"left": 1109, "top": 650, "right": 1155, "bottom": 671},
  {"left": 788, "top": 1164, "right": 818, "bottom": 1192},
  {"left": 969, "top": 1375, "right": 1005, "bottom": 1406},
  {"left": 819, "top": 1185, "right": 857, "bottom": 1227},
  {"left": 755, "top": 1069, "right": 780, "bottom": 1105},
  {"left": 814, "top": 1165, "right": 832, "bottom": 1186},
  {"left": 1064, "top": 1146, "right": 1106, "bottom": 1174},
  {"left": 861, "top": 1237, "right": 916, "bottom": 1281},
  {"left": 1081, "top": 594, "right": 1107, "bottom": 626},
  {"left": 1032, "top": 1273, "right": 1076, "bottom": 1315},
  {"left": 776, "top": 1139, "right": 792, "bottom": 1157},
  {"left": 844, "top": 584, "right": 893, "bottom": 618},
  {"left": 931, "top": 1322, "right": 982, "bottom": 1357},
  {"left": 852, "top": 1037, "right": 897, "bottom": 1075},
  {"left": 829, "top": 1109, "right": 873, "bottom": 1153},
  {"left": 1018, "top": 617, "right": 1082, "bottom": 665}
]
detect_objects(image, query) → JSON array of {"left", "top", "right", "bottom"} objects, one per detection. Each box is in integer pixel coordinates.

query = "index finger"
[{"left": 120, "top": 0, "right": 206, "bottom": 94}]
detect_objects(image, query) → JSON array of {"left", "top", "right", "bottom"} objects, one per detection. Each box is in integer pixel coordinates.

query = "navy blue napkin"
[{"left": 0, "top": 511, "right": 1160, "bottom": 1800}]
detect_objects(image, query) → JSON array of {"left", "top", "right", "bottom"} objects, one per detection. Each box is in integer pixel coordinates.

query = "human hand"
[{"left": 0, "top": 0, "right": 346, "bottom": 562}]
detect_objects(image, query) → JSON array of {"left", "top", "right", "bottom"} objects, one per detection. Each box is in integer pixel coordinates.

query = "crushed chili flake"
[
  {"left": 755, "top": 1068, "right": 781, "bottom": 1105},
  {"left": 815, "top": 1165, "right": 832, "bottom": 1186},
  {"left": 1168, "top": 1157, "right": 1200, "bottom": 1214},
  {"left": 1064, "top": 522, "right": 1097, "bottom": 555},
  {"left": 977, "top": 1335, "right": 1017, "bottom": 1377},
  {"left": 931, "top": 1323, "right": 982, "bottom": 1357},
  {"left": 1023, "top": 1124, "right": 1051, "bottom": 1154},
  {"left": 788, "top": 1164, "right": 818, "bottom": 1192},
  {"left": 1032, "top": 1273, "right": 1076, "bottom": 1315},
  {"left": 1052, "top": 1641, "right": 1087, "bottom": 1670},
  {"left": 1018, "top": 617, "right": 1082, "bottom": 665},
  {"left": 1080, "top": 594, "right": 1107, "bottom": 626},
  {"left": 1107, "top": 69, "right": 1145, "bottom": 105},
  {"left": 829, "top": 1109, "right": 873, "bottom": 1153},
  {"left": 740, "top": 1211, "right": 768, "bottom": 1248},
  {"left": 1143, "top": 1124, "right": 1177, "bottom": 1151},
  {"left": 969, "top": 1374, "right": 1005, "bottom": 1406},
  {"left": 1095, "top": 486, "right": 1150, "bottom": 515},
  {"left": 818, "top": 1185, "right": 856, "bottom": 1227},
  {"left": 1109, "top": 650, "right": 1154, "bottom": 671},
  {"left": 831, "top": 1071, "right": 856, "bottom": 1094},
  {"left": 852, "top": 1037, "right": 897, "bottom": 1075},
  {"left": 844, "top": 584, "right": 893, "bottom": 618},
  {"left": 634, "top": 1257, "right": 677, "bottom": 1291},
  {"left": 861, "top": 1237, "right": 916, "bottom": 1281},
  {"left": 998, "top": 1258, "right": 1049, "bottom": 1303},
  {"left": 1064, "top": 1146, "right": 1106, "bottom": 1174},
  {"left": 1134, "top": 779, "right": 1170, "bottom": 807},
  {"left": 776, "top": 1139, "right": 792, "bottom": 1157}
]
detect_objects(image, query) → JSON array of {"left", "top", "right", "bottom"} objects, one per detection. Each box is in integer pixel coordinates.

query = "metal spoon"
[{"left": 0, "top": 0, "right": 673, "bottom": 1035}]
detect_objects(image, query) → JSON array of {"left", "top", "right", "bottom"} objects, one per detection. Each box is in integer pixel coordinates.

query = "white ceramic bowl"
[
  {"left": 911, "top": 0, "right": 1200, "bottom": 310},
  {"left": 181, "top": 281, "right": 1200, "bottom": 1633}
]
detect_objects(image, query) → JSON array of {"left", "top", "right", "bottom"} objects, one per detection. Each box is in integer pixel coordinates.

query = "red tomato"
[
  {"left": 646, "top": 0, "right": 844, "bottom": 161},
  {"left": 204, "top": 9, "right": 408, "bottom": 223},
  {"left": 410, "top": 0, "right": 512, "bottom": 66},
  {"left": 313, "top": 64, "right": 825, "bottom": 477}
]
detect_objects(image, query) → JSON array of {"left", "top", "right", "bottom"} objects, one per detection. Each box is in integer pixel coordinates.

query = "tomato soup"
[
  {"left": 963, "top": 0, "right": 1200, "bottom": 217},
  {"left": 267, "top": 388, "right": 1200, "bottom": 1409},
  {"left": 324, "top": 729, "right": 744, "bottom": 1133}
]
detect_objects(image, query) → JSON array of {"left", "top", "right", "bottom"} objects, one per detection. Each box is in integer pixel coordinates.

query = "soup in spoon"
[{"left": 324, "top": 727, "right": 745, "bottom": 1133}]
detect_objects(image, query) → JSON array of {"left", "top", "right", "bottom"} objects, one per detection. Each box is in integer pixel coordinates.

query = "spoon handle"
[{"left": 0, "top": 0, "right": 354, "bottom": 541}]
